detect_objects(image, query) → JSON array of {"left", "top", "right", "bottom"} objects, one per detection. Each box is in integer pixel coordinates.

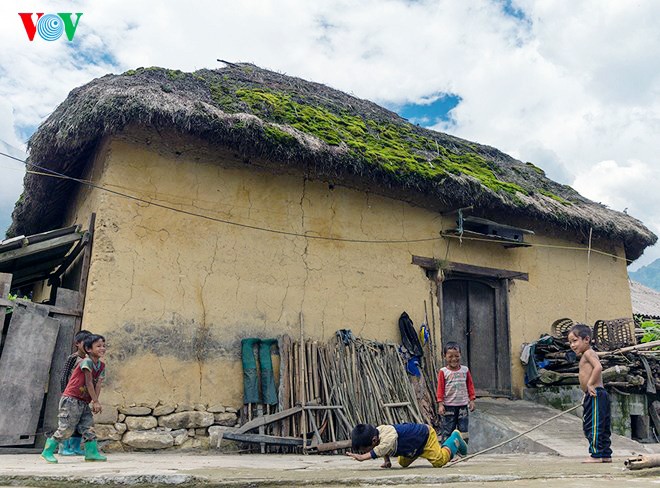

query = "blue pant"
[
  {"left": 582, "top": 388, "right": 612, "bottom": 458},
  {"left": 441, "top": 405, "right": 469, "bottom": 441}
]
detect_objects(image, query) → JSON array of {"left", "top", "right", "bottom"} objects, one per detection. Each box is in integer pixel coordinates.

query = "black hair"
[
  {"left": 443, "top": 341, "right": 461, "bottom": 355},
  {"left": 83, "top": 334, "right": 105, "bottom": 352},
  {"left": 569, "top": 323, "right": 592, "bottom": 340},
  {"left": 351, "top": 423, "right": 378, "bottom": 452},
  {"left": 74, "top": 330, "right": 92, "bottom": 343}
]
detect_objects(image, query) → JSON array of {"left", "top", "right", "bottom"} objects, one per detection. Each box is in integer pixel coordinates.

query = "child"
[
  {"left": 347, "top": 423, "right": 467, "bottom": 468},
  {"left": 58, "top": 329, "right": 92, "bottom": 456},
  {"left": 436, "top": 342, "right": 476, "bottom": 442},
  {"left": 41, "top": 334, "right": 107, "bottom": 463},
  {"left": 567, "top": 324, "right": 612, "bottom": 463}
]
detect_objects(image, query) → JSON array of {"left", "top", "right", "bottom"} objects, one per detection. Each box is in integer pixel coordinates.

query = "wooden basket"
[
  {"left": 551, "top": 318, "right": 574, "bottom": 339},
  {"left": 593, "top": 318, "right": 635, "bottom": 351}
]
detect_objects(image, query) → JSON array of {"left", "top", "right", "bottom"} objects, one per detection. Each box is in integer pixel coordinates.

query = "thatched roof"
[
  {"left": 10, "top": 63, "right": 657, "bottom": 260},
  {"left": 630, "top": 281, "right": 660, "bottom": 318}
]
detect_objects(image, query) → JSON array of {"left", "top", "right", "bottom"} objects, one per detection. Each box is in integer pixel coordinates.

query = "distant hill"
[{"left": 629, "top": 258, "right": 660, "bottom": 292}]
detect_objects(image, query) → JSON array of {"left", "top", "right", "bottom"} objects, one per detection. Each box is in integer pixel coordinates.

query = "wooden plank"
[
  {"left": 468, "top": 281, "right": 497, "bottom": 392},
  {"left": 75, "top": 213, "right": 95, "bottom": 334},
  {"left": 412, "top": 256, "right": 529, "bottom": 281},
  {"left": 0, "top": 305, "right": 60, "bottom": 445},
  {"left": 441, "top": 280, "right": 468, "bottom": 356},
  {"left": 649, "top": 401, "right": 660, "bottom": 438},
  {"left": 0, "top": 298, "right": 81, "bottom": 317},
  {"left": 222, "top": 432, "right": 304, "bottom": 446},
  {"left": 494, "top": 282, "right": 512, "bottom": 394},
  {"left": 0, "top": 234, "right": 82, "bottom": 265},
  {"left": 0, "top": 273, "right": 11, "bottom": 358},
  {"left": 42, "top": 289, "right": 80, "bottom": 440},
  {"left": 236, "top": 405, "right": 303, "bottom": 434}
]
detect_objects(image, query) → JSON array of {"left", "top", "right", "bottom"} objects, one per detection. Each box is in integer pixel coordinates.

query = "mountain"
[{"left": 629, "top": 258, "right": 660, "bottom": 292}]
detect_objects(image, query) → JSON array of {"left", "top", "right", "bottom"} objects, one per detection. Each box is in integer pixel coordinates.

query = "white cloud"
[{"left": 0, "top": 0, "right": 658, "bottom": 264}]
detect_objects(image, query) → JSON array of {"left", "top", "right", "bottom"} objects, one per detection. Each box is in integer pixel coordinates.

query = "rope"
[{"left": 444, "top": 403, "right": 582, "bottom": 467}]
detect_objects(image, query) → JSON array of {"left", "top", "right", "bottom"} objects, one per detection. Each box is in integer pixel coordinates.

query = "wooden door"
[{"left": 441, "top": 278, "right": 510, "bottom": 395}]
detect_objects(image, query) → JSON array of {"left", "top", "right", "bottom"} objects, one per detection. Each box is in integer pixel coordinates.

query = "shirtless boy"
[{"left": 567, "top": 324, "right": 612, "bottom": 463}]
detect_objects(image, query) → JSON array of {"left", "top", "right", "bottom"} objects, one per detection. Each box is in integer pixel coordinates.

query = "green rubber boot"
[
  {"left": 442, "top": 430, "right": 468, "bottom": 457},
  {"left": 70, "top": 436, "right": 85, "bottom": 455},
  {"left": 41, "top": 438, "right": 59, "bottom": 463},
  {"left": 84, "top": 440, "right": 107, "bottom": 462}
]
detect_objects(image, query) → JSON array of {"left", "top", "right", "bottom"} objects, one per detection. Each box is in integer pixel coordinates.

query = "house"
[
  {"left": 9, "top": 64, "right": 657, "bottom": 419},
  {"left": 630, "top": 280, "right": 660, "bottom": 319}
]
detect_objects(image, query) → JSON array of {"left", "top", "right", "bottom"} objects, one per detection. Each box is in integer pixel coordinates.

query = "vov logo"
[{"left": 19, "top": 13, "right": 83, "bottom": 41}]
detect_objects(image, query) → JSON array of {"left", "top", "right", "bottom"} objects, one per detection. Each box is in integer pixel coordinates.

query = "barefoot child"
[
  {"left": 41, "top": 334, "right": 107, "bottom": 463},
  {"left": 58, "top": 329, "right": 92, "bottom": 456},
  {"left": 347, "top": 423, "right": 467, "bottom": 468},
  {"left": 436, "top": 342, "right": 476, "bottom": 442},
  {"left": 567, "top": 324, "right": 612, "bottom": 463}
]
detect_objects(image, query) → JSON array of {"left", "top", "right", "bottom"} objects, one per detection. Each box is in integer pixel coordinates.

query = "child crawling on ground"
[{"left": 347, "top": 422, "right": 466, "bottom": 468}]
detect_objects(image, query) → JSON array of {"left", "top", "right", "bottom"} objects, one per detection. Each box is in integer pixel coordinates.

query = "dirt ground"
[{"left": 0, "top": 452, "right": 659, "bottom": 487}]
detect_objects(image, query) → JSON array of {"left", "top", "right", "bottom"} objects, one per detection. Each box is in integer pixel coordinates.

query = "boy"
[
  {"left": 41, "top": 334, "right": 107, "bottom": 463},
  {"left": 567, "top": 324, "right": 612, "bottom": 463},
  {"left": 58, "top": 329, "right": 92, "bottom": 456},
  {"left": 437, "top": 342, "right": 476, "bottom": 442},
  {"left": 347, "top": 423, "right": 467, "bottom": 468}
]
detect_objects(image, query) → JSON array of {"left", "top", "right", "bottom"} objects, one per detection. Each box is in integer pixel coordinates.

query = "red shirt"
[{"left": 62, "top": 357, "right": 105, "bottom": 403}]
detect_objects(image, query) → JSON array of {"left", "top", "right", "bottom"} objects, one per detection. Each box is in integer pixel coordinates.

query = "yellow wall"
[{"left": 66, "top": 130, "right": 632, "bottom": 408}]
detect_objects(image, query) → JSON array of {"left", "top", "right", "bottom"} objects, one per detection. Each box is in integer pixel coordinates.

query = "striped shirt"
[{"left": 436, "top": 365, "right": 476, "bottom": 406}]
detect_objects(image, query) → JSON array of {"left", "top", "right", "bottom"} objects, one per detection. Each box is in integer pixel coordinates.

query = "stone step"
[{"left": 469, "top": 398, "right": 653, "bottom": 457}]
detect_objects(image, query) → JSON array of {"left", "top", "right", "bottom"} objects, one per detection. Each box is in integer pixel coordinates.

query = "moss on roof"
[{"left": 9, "top": 63, "right": 657, "bottom": 260}]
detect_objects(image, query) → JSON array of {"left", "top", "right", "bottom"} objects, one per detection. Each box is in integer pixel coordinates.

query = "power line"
[
  {"left": 0, "top": 151, "right": 443, "bottom": 244},
  {"left": 0, "top": 150, "right": 637, "bottom": 262}
]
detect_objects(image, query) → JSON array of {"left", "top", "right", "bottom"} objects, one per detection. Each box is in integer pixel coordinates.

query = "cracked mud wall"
[{"left": 64, "top": 129, "right": 633, "bottom": 405}]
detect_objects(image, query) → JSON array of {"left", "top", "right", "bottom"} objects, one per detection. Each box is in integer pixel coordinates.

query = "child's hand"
[
  {"left": 91, "top": 401, "right": 102, "bottom": 414},
  {"left": 587, "top": 385, "right": 597, "bottom": 397},
  {"left": 438, "top": 403, "right": 445, "bottom": 415},
  {"left": 346, "top": 451, "right": 366, "bottom": 462},
  {"left": 468, "top": 400, "right": 475, "bottom": 411},
  {"left": 381, "top": 460, "right": 392, "bottom": 468}
]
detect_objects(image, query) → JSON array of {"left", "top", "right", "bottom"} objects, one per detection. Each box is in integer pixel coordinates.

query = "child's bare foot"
[{"left": 581, "top": 457, "right": 612, "bottom": 463}]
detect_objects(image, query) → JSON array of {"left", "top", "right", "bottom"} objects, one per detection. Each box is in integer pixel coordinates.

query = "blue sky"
[
  {"left": 391, "top": 94, "right": 462, "bottom": 127},
  {"left": 1, "top": 0, "right": 659, "bottom": 270}
]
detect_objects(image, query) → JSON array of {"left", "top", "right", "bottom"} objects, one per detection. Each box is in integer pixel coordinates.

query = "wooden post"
[
  {"left": 0, "top": 273, "right": 11, "bottom": 356},
  {"left": 75, "top": 213, "right": 95, "bottom": 333},
  {"left": 41, "top": 288, "right": 81, "bottom": 445},
  {"left": 299, "top": 312, "right": 306, "bottom": 448}
]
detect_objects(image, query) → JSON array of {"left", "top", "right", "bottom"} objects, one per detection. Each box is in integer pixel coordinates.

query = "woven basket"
[
  {"left": 551, "top": 318, "right": 574, "bottom": 339},
  {"left": 593, "top": 318, "right": 635, "bottom": 351}
]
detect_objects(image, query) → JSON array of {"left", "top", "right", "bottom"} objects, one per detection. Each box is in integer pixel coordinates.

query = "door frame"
[
  {"left": 441, "top": 273, "right": 511, "bottom": 396},
  {"left": 412, "top": 256, "right": 527, "bottom": 397}
]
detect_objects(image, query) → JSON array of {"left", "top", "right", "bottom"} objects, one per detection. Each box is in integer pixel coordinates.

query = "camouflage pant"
[
  {"left": 441, "top": 405, "right": 469, "bottom": 441},
  {"left": 52, "top": 396, "right": 96, "bottom": 442}
]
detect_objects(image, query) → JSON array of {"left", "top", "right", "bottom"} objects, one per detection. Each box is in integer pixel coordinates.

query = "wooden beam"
[
  {"left": 0, "top": 298, "right": 81, "bottom": 317},
  {"left": 412, "top": 256, "right": 529, "bottom": 281},
  {"left": 236, "top": 405, "right": 303, "bottom": 434},
  {"left": 75, "top": 213, "right": 95, "bottom": 334},
  {"left": 222, "top": 432, "right": 304, "bottom": 446},
  {"left": 0, "top": 234, "right": 82, "bottom": 265},
  {"left": 41, "top": 288, "right": 80, "bottom": 445},
  {"left": 0, "top": 273, "right": 11, "bottom": 358}
]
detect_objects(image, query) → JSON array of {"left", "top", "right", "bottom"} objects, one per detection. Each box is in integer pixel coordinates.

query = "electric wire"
[
  {"left": 0, "top": 151, "right": 442, "bottom": 244},
  {"left": 0, "top": 150, "right": 638, "bottom": 261}
]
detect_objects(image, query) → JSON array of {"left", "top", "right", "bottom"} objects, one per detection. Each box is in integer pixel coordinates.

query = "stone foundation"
[{"left": 93, "top": 403, "right": 240, "bottom": 451}]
